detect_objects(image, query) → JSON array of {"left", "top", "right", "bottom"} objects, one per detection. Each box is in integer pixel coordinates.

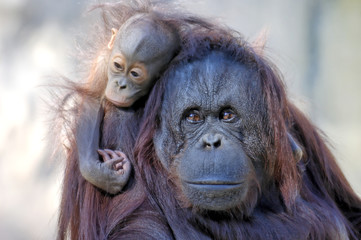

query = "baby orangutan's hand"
[
  {"left": 96, "top": 149, "right": 132, "bottom": 194},
  {"left": 98, "top": 149, "right": 131, "bottom": 175}
]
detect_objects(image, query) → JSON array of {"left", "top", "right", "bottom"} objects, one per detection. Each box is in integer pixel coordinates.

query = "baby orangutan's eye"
[
  {"left": 129, "top": 67, "right": 146, "bottom": 82},
  {"left": 112, "top": 56, "right": 125, "bottom": 72},
  {"left": 130, "top": 70, "right": 139, "bottom": 77},
  {"left": 114, "top": 62, "right": 124, "bottom": 71}
]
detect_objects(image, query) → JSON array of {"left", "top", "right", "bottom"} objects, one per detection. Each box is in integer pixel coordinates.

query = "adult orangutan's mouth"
[{"left": 184, "top": 180, "right": 244, "bottom": 191}]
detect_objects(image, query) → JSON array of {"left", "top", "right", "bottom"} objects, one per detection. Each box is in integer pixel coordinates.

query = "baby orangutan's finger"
[
  {"left": 115, "top": 150, "right": 127, "bottom": 159},
  {"left": 103, "top": 157, "right": 124, "bottom": 170},
  {"left": 122, "top": 159, "right": 131, "bottom": 172},
  {"left": 115, "top": 161, "right": 124, "bottom": 170},
  {"left": 98, "top": 149, "right": 110, "bottom": 161},
  {"left": 104, "top": 149, "right": 119, "bottom": 159}
]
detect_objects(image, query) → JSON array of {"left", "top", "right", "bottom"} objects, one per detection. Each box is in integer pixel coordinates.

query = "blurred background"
[{"left": 0, "top": 0, "right": 360, "bottom": 239}]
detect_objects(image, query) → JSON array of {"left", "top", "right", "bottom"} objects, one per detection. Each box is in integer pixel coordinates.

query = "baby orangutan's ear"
[
  {"left": 252, "top": 27, "right": 269, "bottom": 55},
  {"left": 108, "top": 28, "right": 118, "bottom": 49}
]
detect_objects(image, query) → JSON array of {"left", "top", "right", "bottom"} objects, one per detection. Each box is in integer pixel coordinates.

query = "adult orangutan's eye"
[
  {"left": 220, "top": 109, "right": 236, "bottom": 122},
  {"left": 186, "top": 110, "right": 203, "bottom": 123}
]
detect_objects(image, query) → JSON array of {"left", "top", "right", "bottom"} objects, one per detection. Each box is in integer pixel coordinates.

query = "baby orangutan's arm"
[{"left": 76, "top": 98, "right": 131, "bottom": 194}]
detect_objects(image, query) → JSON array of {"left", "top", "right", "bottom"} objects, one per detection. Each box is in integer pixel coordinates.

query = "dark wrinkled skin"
[
  {"left": 151, "top": 52, "right": 348, "bottom": 239},
  {"left": 153, "top": 54, "right": 302, "bottom": 209},
  {"left": 154, "top": 51, "right": 265, "bottom": 212},
  {"left": 77, "top": 13, "right": 179, "bottom": 194}
]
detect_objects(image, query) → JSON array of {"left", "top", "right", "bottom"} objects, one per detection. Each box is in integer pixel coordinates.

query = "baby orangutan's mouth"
[{"left": 106, "top": 96, "right": 134, "bottom": 107}]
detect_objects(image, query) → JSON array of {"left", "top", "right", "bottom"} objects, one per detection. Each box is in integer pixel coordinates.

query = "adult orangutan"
[{"left": 56, "top": 1, "right": 361, "bottom": 239}]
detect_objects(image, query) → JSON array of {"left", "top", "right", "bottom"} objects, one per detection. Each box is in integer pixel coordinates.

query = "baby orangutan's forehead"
[{"left": 116, "top": 18, "right": 170, "bottom": 63}]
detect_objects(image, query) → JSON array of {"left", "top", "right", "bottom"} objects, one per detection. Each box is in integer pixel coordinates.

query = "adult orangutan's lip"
[
  {"left": 184, "top": 180, "right": 244, "bottom": 190},
  {"left": 185, "top": 180, "right": 243, "bottom": 185}
]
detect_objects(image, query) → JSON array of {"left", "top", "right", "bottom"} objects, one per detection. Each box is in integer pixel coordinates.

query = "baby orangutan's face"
[{"left": 105, "top": 14, "right": 178, "bottom": 107}]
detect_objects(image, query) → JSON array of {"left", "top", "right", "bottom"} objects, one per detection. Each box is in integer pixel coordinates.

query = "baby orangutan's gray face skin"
[{"left": 105, "top": 14, "right": 179, "bottom": 107}]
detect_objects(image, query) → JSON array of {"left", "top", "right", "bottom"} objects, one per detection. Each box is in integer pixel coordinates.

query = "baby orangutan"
[{"left": 77, "top": 14, "right": 180, "bottom": 194}]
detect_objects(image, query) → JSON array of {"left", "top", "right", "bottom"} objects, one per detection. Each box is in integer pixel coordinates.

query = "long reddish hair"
[
  {"left": 133, "top": 16, "right": 361, "bottom": 240},
  {"left": 56, "top": 1, "right": 361, "bottom": 239}
]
